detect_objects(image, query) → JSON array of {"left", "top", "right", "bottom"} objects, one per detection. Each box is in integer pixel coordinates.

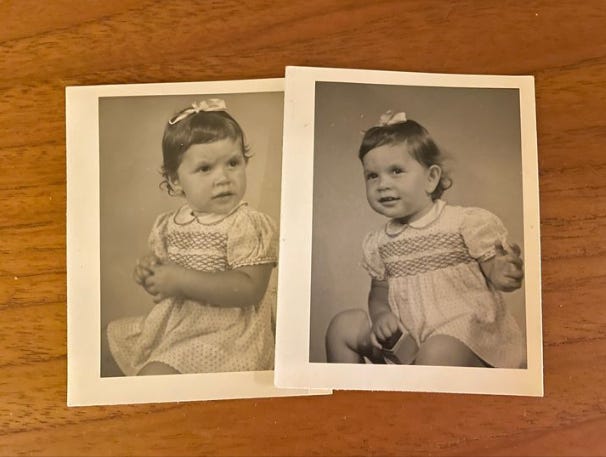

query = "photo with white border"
[
  {"left": 276, "top": 66, "right": 543, "bottom": 396},
  {"left": 67, "top": 78, "right": 330, "bottom": 406}
]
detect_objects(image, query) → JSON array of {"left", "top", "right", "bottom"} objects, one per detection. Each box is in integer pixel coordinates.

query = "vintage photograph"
[
  {"left": 67, "top": 79, "right": 328, "bottom": 405},
  {"left": 276, "top": 67, "right": 543, "bottom": 396}
]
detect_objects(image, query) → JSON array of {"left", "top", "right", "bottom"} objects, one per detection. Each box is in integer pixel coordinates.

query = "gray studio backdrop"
[
  {"left": 310, "top": 82, "right": 527, "bottom": 363},
  {"left": 99, "top": 92, "right": 283, "bottom": 375}
]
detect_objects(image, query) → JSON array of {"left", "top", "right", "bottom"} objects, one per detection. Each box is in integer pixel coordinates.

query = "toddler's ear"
[
  {"left": 169, "top": 175, "right": 183, "bottom": 194},
  {"left": 425, "top": 165, "right": 442, "bottom": 194}
]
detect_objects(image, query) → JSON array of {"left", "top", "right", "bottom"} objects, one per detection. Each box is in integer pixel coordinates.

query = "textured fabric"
[
  {"left": 361, "top": 200, "right": 525, "bottom": 368},
  {"left": 107, "top": 202, "right": 278, "bottom": 375}
]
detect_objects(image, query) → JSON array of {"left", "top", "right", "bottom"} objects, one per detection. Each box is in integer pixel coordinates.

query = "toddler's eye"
[
  {"left": 198, "top": 165, "right": 211, "bottom": 173},
  {"left": 365, "top": 172, "right": 378, "bottom": 181},
  {"left": 392, "top": 167, "right": 404, "bottom": 175},
  {"left": 228, "top": 158, "right": 241, "bottom": 168}
]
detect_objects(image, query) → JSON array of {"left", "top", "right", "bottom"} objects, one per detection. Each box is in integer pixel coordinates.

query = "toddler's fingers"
[
  {"left": 383, "top": 322, "right": 396, "bottom": 341},
  {"left": 503, "top": 273, "right": 523, "bottom": 290},
  {"left": 146, "top": 257, "right": 160, "bottom": 269},
  {"left": 138, "top": 264, "right": 154, "bottom": 276},
  {"left": 375, "top": 325, "right": 387, "bottom": 341},
  {"left": 382, "top": 318, "right": 397, "bottom": 335},
  {"left": 501, "top": 279, "right": 522, "bottom": 292},
  {"left": 494, "top": 240, "right": 507, "bottom": 256},
  {"left": 369, "top": 332, "right": 382, "bottom": 350},
  {"left": 140, "top": 253, "right": 156, "bottom": 266},
  {"left": 146, "top": 281, "right": 158, "bottom": 294},
  {"left": 133, "top": 270, "right": 143, "bottom": 285},
  {"left": 509, "top": 243, "right": 522, "bottom": 257},
  {"left": 379, "top": 325, "right": 396, "bottom": 343},
  {"left": 386, "top": 318, "right": 399, "bottom": 335},
  {"left": 133, "top": 266, "right": 148, "bottom": 284},
  {"left": 505, "top": 267, "right": 524, "bottom": 280},
  {"left": 503, "top": 242, "right": 522, "bottom": 262},
  {"left": 506, "top": 252, "right": 524, "bottom": 268},
  {"left": 148, "top": 264, "right": 161, "bottom": 275},
  {"left": 145, "top": 286, "right": 159, "bottom": 297}
]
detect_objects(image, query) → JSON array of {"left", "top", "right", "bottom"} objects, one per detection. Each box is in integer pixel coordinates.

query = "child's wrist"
[
  {"left": 173, "top": 265, "right": 188, "bottom": 295},
  {"left": 178, "top": 265, "right": 205, "bottom": 299},
  {"left": 370, "top": 309, "right": 394, "bottom": 325},
  {"left": 374, "top": 309, "right": 393, "bottom": 319}
]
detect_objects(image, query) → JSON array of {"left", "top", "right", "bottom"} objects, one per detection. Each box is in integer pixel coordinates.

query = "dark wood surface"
[{"left": 1, "top": 1, "right": 605, "bottom": 455}]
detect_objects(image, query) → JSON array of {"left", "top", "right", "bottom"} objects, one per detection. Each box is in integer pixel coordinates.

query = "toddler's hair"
[
  {"left": 359, "top": 119, "right": 452, "bottom": 199},
  {"left": 161, "top": 109, "right": 250, "bottom": 194}
]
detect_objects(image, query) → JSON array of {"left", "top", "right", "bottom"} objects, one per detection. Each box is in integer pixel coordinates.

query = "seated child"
[
  {"left": 326, "top": 111, "right": 526, "bottom": 368},
  {"left": 107, "top": 99, "right": 277, "bottom": 376}
]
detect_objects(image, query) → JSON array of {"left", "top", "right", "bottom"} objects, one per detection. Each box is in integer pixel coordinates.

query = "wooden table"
[{"left": 2, "top": 1, "right": 605, "bottom": 455}]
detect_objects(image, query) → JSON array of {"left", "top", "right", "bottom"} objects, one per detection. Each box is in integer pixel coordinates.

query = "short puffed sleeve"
[
  {"left": 227, "top": 209, "right": 278, "bottom": 269},
  {"left": 361, "top": 230, "right": 386, "bottom": 281},
  {"left": 460, "top": 207, "right": 510, "bottom": 262},
  {"left": 147, "top": 211, "right": 172, "bottom": 260}
]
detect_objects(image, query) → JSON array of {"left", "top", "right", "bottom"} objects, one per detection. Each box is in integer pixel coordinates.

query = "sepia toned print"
[{"left": 276, "top": 66, "right": 542, "bottom": 396}]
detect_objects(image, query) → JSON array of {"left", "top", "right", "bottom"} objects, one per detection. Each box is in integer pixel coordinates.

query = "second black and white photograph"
[{"left": 276, "top": 66, "right": 543, "bottom": 396}]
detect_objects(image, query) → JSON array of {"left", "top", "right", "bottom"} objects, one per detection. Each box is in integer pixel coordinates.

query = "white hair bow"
[
  {"left": 168, "top": 98, "right": 227, "bottom": 125},
  {"left": 378, "top": 110, "right": 407, "bottom": 126}
]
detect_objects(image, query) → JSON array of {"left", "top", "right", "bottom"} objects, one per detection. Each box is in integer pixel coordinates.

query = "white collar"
[
  {"left": 173, "top": 201, "right": 247, "bottom": 226},
  {"left": 385, "top": 199, "right": 446, "bottom": 237}
]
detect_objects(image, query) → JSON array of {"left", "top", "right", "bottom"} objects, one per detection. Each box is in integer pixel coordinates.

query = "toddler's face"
[
  {"left": 362, "top": 143, "right": 437, "bottom": 223},
  {"left": 171, "top": 138, "right": 246, "bottom": 214}
]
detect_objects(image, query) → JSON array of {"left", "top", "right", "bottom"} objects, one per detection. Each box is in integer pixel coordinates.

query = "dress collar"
[
  {"left": 173, "top": 201, "right": 247, "bottom": 226},
  {"left": 384, "top": 199, "right": 446, "bottom": 237}
]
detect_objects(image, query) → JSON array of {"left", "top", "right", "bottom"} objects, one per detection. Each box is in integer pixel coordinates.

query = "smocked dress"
[
  {"left": 362, "top": 199, "right": 526, "bottom": 368},
  {"left": 107, "top": 201, "right": 277, "bottom": 375}
]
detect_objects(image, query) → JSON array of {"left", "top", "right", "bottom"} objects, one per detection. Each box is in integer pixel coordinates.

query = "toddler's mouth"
[
  {"left": 379, "top": 196, "right": 400, "bottom": 203},
  {"left": 213, "top": 192, "right": 233, "bottom": 200}
]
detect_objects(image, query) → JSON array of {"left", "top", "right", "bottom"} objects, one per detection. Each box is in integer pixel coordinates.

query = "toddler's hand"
[
  {"left": 145, "top": 262, "right": 183, "bottom": 301},
  {"left": 484, "top": 241, "right": 524, "bottom": 292},
  {"left": 133, "top": 253, "right": 160, "bottom": 286},
  {"left": 370, "top": 311, "right": 405, "bottom": 350}
]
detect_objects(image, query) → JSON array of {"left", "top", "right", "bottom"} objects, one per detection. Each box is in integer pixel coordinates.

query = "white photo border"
[
  {"left": 66, "top": 78, "right": 330, "bottom": 406},
  {"left": 275, "top": 66, "right": 543, "bottom": 396}
]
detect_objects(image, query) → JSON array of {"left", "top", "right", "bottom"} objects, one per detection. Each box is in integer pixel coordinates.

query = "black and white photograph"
[
  {"left": 67, "top": 79, "right": 329, "bottom": 405},
  {"left": 275, "top": 66, "right": 543, "bottom": 396}
]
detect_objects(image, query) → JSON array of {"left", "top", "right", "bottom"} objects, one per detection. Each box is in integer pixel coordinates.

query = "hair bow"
[
  {"left": 168, "top": 98, "right": 227, "bottom": 125},
  {"left": 378, "top": 110, "right": 407, "bottom": 126}
]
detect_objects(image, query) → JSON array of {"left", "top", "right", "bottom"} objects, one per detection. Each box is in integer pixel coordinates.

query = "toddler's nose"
[
  {"left": 377, "top": 175, "right": 391, "bottom": 190},
  {"left": 214, "top": 167, "right": 230, "bottom": 185}
]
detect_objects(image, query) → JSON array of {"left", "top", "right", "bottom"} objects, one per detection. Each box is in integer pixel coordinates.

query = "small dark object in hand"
[{"left": 381, "top": 329, "right": 403, "bottom": 352}]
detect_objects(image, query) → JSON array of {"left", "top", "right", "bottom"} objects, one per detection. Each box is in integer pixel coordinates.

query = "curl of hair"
[
  {"left": 160, "top": 110, "right": 251, "bottom": 194},
  {"left": 358, "top": 119, "right": 452, "bottom": 200}
]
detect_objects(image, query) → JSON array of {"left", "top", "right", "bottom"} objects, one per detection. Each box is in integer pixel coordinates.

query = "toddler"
[
  {"left": 326, "top": 111, "right": 526, "bottom": 368},
  {"left": 107, "top": 99, "right": 277, "bottom": 376}
]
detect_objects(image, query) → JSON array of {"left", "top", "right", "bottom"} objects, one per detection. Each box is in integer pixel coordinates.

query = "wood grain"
[{"left": 1, "top": 0, "right": 605, "bottom": 455}]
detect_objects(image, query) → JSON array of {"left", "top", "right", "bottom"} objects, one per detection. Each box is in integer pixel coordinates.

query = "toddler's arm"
[
  {"left": 480, "top": 241, "right": 524, "bottom": 292},
  {"left": 145, "top": 262, "right": 273, "bottom": 307},
  {"left": 367, "top": 279, "right": 404, "bottom": 349}
]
